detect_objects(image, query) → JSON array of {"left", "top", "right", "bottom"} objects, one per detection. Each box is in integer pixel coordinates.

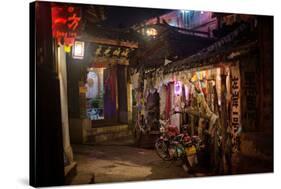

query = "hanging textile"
[
  {"left": 165, "top": 83, "right": 171, "bottom": 119},
  {"left": 206, "top": 81, "right": 215, "bottom": 112},
  {"left": 143, "top": 79, "right": 147, "bottom": 96},
  {"left": 131, "top": 72, "right": 140, "bottom": 89},
  {"left": 215, "top": 68, "right": 222, "bottom": 106},
  {"left": 184, "top": 84, "right": 190, "bottom": 102},
  {"left": 181, "top": 84, "right": 186, "bottom": 102},
  {"left": 146, "top": 88, "right": 160, "bottom": 131},
  {"left": 201, "top": 79, "right": 208, "bottom": 97},
  {"left": 159, "top": 85, "right": 167, "bottom": 118},
  {"left": 170, "top": 82, "right": 181, "bottom": 130},
  {"left": 104, "top": 67, "right": 117, "bottom": 119},
  {"left": 197, "top": 92, "right": 218, "bottom": 135},
  {"left": 181, "top": 84, "right": 188, "bottom": 125},
  {"left": 226, "top": 69, "right": 231, "bottom": 107}
]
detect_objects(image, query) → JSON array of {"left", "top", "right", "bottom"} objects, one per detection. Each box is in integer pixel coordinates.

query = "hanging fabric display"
[
  {"left": 215, "top": 68, "right": 222, "bottom": 106},
  {"left": 226, "top": 68, "right": 232, "bottom": 106},
  {"left": 155, "top": 75, "right": 160, "bottom": 91},
  {"left": 159, "top": 85, "right": 167, "bottom": 118},
  {"left": 165, "top": 83, "right": 171, "bottom": 120},
  {"left": 131, "top": 72, "right": 140, "bottom": 89},
  {"left": 136, "top": 91, "right": 145, "bottom": 116},
  {"left": 207, "top": 81, "right": 215, "bottom": 112},
  {"left": 184, "top": 84, "right": 190, "bottom": 102},
  {"left": 201, "top": 79, "right": 208, "bottom": 97},
  {"left": 146, "top": 86, "right": 160, "bottom": 131},
  {"left": 170, "top": 82, "right": 181, "bottom": 130},
  {"left": 104, "top": 68, "right": 117, "bottom": 119},
  {"left": 143, "top": 79, "right": 147, "bottom": 97}
]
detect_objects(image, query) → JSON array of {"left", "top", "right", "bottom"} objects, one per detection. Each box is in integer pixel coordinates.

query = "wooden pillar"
[
  {"left": 30, "top": 1, "right": 64, "bottom": 186},
  {"left": 58, "top": 45, "right": 75, "bottom": 168},
  {"left": 220, "top": 67, "right": 228, "bottom": 174},
  {"left": 117, "top": 65, "right": 128, "bottom": 123}
]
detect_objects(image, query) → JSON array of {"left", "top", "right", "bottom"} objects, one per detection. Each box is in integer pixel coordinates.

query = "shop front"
[
  {"left": 66, "top": 31, "right": 138, "bottom": 144},
  {"left": 83, "top": 58, "right": 132, "bottom": 126},
  {"left": 131, "top": 19, "right": 261, "bottom": 172},
  {"left": 133, "top": 53, "right": 258, "bottom": 173}
]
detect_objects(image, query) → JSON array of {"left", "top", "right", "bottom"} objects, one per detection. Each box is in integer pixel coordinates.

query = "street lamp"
[{"left": 146, "top": 28, "right": 157, "bottom": 37}]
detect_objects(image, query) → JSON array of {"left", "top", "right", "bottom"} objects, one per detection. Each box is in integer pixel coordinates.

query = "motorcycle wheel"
[
  {"left": 186, "top": 154, "right": 198, "bottom": 174},
  {"left": 155, "top": 139, "right": 171, "bottom": 161}
]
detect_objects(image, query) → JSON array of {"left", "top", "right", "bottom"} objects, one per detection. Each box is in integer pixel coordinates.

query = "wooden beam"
[{"left": 79, "top": 35, "right": 138, "bottom": 48}]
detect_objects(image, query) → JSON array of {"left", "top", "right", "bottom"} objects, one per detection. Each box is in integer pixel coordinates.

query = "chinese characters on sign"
[
  {"left": 231, "top": 63, "right": 241, "bottom": 152},
  {"left": 51, "top": 6, "right": 81, "bottom": 49}
]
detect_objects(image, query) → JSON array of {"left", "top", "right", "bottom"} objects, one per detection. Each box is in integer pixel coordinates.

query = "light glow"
[
  {"left": 174, "top": 81, "right": 182, "bottom": 96},
  {"left": 72, "top": 41, "right": 84, "bottom": 59},
  {"left": 146, "top": 28, "right": 157, "bottom": 37},
  {"left": 181, "top": 10, "right": 190, "bottom": 13}
]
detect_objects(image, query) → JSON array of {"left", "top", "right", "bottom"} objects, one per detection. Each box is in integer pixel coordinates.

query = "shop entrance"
[{"left": 85, "top": 66, "right": 118, "bottom": 127}]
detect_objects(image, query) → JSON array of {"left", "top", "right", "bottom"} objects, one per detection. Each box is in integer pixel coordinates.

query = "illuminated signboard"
[{"left": 51, "top": 6, "right": 81, "bottom": 49}]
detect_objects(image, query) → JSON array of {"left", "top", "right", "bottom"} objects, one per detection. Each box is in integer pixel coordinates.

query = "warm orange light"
[{"left": 146, "top": 28, "right": 157, "bottom": 36}]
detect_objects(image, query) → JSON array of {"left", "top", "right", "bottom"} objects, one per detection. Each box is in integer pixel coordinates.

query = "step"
[
  {"left": 69, "top": 174, "right": 94, "bottom": 185},
  {"left": 85, "top": 124, "right": 133, "bottom": 144}
]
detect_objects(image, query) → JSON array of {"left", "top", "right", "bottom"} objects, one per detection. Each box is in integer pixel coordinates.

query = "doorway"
[{"left": 85, "top": 66, "right": 118, "bottom": 127}]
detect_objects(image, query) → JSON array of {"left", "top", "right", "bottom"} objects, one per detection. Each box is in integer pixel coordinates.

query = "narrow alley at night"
[{"left": 30, "top": 1, "right": 273, "bottom": 187}]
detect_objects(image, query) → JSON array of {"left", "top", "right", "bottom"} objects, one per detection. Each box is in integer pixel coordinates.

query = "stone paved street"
[
  {"left": 70, "top": 143, "right": 195, "bottom": 185},
  {"left": 69, "top": 136, "right": 273, "bottom": 186}
]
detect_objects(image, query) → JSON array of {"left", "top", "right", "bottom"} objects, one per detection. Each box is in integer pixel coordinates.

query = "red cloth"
[
  {"left": 104, "top": 67, "right": 116, "bottom": 102},
  {"left": 165, "top": 83, "right": 171, "bottom": 119}
]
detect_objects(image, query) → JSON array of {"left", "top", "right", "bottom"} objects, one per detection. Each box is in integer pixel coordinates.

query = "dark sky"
[{"left": 99, "top": 5, "right": 173, "bottom": 28}]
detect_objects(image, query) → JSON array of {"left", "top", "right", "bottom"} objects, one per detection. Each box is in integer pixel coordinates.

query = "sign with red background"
[{"left": 51, "top": 5, "right": 81, "bottom": 46}]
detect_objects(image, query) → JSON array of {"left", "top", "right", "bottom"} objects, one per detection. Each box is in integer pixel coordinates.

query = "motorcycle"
[
  {"left": 181, "top": 134, "right": 202, "bottom": 172},
  {"left": 155, "top": 119, "right": 202, "bottom": 173}
]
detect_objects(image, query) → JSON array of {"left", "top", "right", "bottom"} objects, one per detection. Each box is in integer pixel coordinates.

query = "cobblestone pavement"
[
  {"left": 69, "top": 139, "right": 273, "bottom": 185},
  {"left": 70, "top": 143, "right": 202, "bottom": 185}
]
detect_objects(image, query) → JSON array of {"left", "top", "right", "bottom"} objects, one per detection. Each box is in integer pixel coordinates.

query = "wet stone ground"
[
  {"left": 70, "top": 142, "right": 207, "bottom": 185},
  {"left": 69, "top": 138, "right": 272, "bottom": 185}
]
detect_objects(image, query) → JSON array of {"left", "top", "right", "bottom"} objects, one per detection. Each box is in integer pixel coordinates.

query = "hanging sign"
[
  {"left": 51, "top": 5, "right": 81, "bottom": 48},
  {"left": 231, "top": 62, "right": 241, "bottom": 152}
]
